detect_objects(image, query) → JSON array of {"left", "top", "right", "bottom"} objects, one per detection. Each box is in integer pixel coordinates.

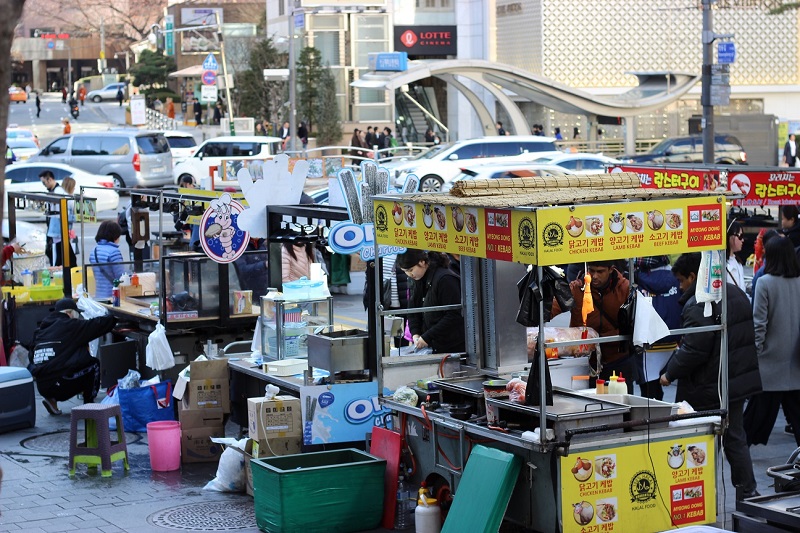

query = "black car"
[{"left": 620, "top": 134, "right": 747, "bottom": 165}]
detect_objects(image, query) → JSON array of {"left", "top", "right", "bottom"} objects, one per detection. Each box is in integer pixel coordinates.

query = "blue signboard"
[
  {"left": 294, "top": 12, "right": 305, "bottom": 29},
  {"left": 718, "top": 42, "right": 736, "bottom": 65},
  {"left": 367, "top": 52, "right": 409, "bottom": 72},
  {"left": 202, "top": 53, "right": 218, "bottom": 71},
  {"left": 301, "top": 382, "right": 393, "bottom": 444}
]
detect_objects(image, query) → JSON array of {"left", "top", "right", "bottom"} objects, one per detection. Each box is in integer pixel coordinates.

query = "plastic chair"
[{"left": 68, "top": 403, "right": 129, "bottom": 477}]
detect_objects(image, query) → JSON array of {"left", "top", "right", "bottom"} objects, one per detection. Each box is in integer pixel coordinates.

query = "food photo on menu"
[
  {"left": 595, "top": 455, "right": 616, "bottom": 480},
  {"left": 452, "top": 206, "right": 465, "bottom": 232},
  {"left": 647, "top": 210, "right": 664, "bottom": 231},
  {"left": 585, "top": 215, "right": 604, "bottom": 237},
  {"left": 609, "top": 212, "right": 624, "bottom": 234},
  {"left": 434, "top": 205, "right": 447, "bottom": 230},
  {"left": 566, "top": 215, "right": 584, "bottom": 237},
  {"left": 666, "top": 209, "right": 683, "bottom": 230},
  {"left": 422, "top": 204, "right": 434, "bottom": 228},
  {"left": 404, "top": 203, "right": 416, "bottom": 227},
  {"left": 626, "top": 212, "right": 644, "bottom": 233},
  {"left": 465, "top": 209, "right": 479, "bottom": 234},
  {"left": 595, "top": 498, "right": 618, "bottom": 524}
]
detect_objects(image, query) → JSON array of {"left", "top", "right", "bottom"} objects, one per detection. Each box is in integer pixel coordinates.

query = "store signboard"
[
  {"left": 374, "top": 195, "right": 723, "bottom": 266},
  {"left": 609, "top": 165, "right": 719, "bottom": 192},
  {"left": 536, "top": 197, "right": 725, "bottom": 265},
  {"left": 560, "top": 434, "right": 716, "bottom": 532},
  {"left": 726, "top": 168, "right": 800, "bottom": 206},
  {"left": 74, "top": 198, "right": 97, "bottom": 223},
  {"left": 394, "top": 25, "right": 457, "bottom": 56}
]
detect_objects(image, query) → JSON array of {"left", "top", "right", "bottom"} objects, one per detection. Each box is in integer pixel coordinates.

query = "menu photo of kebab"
[
  {"left": 665, "top": 209, "right": 683, "bottom": 230},
  {"left": 594, "top": 455, "right": 616, "bottom": 480},
  {"left": 403, "top": 203, "right": 416, "bottom": 228},
  {"left": 687, "top": 444, "right": 707, "bottom": 467},
  {"left": 465, "top": 208, "right": 479, "bottom": 234},
  {"left": 585, "top": 215, "right": 604, "bottom": 237},
  {"left": 626, "top": 212, "right": 644, "bottom": 234},
  {"left": 434, "top": 205, "right": 447, "bottom": 230},
  {"left": 595, "top": 498, "right": 618, "bottom": 524},
  {"left": 647, "top": 210, "right": 665, "bottom": 231}
]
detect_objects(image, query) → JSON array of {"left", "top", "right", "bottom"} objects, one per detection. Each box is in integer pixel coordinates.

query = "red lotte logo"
[{"left": 400, "top": 30, "right": 418, "bottom": 48}]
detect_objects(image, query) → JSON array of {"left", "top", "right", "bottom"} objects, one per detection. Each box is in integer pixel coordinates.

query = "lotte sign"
[{"left": 394, "top": 25, "right": 457, "bottom": 56}]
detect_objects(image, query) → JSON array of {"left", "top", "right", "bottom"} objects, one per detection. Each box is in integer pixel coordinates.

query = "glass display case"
[
  {"left": 260, "top": 295, "right": 333, "bottom": 360},
  {"left": 165, "top": 253, "right": 220, "bottom": 319}
]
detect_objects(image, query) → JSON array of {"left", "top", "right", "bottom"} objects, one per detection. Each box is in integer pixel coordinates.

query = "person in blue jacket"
[
  {"left": 90, "top": 220, "right": 125, "bottom": 300},
  {"left": 634, "top": 255, "right": 683, "bottom": 400}
]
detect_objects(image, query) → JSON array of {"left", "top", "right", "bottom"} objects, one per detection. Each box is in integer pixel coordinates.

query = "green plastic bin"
[{"left": 252, "top": 448, "right": 386, "bottom": 533}]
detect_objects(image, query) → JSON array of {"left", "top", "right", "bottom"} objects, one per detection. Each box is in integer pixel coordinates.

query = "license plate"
[{"left": 150, "top": 166, "right": 166, "bottom": 174}]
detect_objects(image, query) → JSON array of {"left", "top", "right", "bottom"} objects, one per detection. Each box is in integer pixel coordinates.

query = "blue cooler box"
[{"left": 0, "top": 366, "right": 36, "bottom": 433}]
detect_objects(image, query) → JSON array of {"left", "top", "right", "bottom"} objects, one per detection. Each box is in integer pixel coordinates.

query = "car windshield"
[
  {"left": 8, "top": 139, "right": 37, "bottom": 149},
  {"left": 166, "top": 137, "right": 197, "bottom": 149},
  {"left": 648, "top": 138, "right": 683, "bottom": 154},
  {"left": 412, "top": 143, "right": 452, "bottom": 161},
  {"left": 7, "top": 129, "right": 32, "bottom": 139},
  {"left": 531, "top": 155, "right": 556, "bottom": 163},
  {"left": 137, "top": 135, "right": 171, "bottom": 154}
]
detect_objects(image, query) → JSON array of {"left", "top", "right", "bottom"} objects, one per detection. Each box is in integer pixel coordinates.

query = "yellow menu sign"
[
  {"left": 535, "top": 197, "right": 725, "bottom": 266},
  {"left": 374, "top": 196, "right": 723, "bottom": 266},
  {"left": 561, "top": 434, "right": 716, "bottom": 532}
]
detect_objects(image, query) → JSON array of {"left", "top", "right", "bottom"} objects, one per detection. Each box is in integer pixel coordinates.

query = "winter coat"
[
  {"left": 408, "top": 265, "right": 465, "bottom": 353},
  {"left": 90, "top": 240, "right": 125, "bottom": 299},
  {"left": 785, "top": 222, "right": 800, "bottom": 249},
  {"left": 552, "top": 267, "right": 630, "bottom": 363},
  {"left": 234, "top": 239, "right": 269, "bottom": 298},
  {"left": 664, "top": 282, "right": 762, "bottom": 409},
  {"left": 752, "top": 274, "right": 800, "bottom": 391},
  {"left": 281, "top": 244, "right": 313, "bottom": 283},
  {"left": 29, "top": 311, "right": 117, "bottom": 386}
]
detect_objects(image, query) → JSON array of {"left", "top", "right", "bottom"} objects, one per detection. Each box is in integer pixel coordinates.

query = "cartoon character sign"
[{"left": 199, "top": 193, "right": 248, "bottom": 263}]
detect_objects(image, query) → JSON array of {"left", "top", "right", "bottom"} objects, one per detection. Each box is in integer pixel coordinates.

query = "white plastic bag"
[
  {"left": 696, "top": 250, "right": 723, "bottom": 316},
  {"left": 203, "top": 438, "right": 247, "bottom": 492},
  {"left": 145, "top": 323, "right": 175, "bottom": 371},
  {"left": 77, "top": 293, "right": 109, "bottom": 319}
]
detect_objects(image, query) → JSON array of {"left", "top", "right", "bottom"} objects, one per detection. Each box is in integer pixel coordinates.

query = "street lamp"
[{"left": 287, "top": 1, "right": 302, "bottom": 152}]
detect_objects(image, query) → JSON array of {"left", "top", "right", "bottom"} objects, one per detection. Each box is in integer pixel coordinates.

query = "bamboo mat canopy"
[{"left": 390, "top": 172, "right": 732, "bottom": 209}]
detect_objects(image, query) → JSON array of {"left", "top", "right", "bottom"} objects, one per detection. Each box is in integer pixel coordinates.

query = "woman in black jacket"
[{"left": 397, "top": 249, "right": 464, "bottom": 353}]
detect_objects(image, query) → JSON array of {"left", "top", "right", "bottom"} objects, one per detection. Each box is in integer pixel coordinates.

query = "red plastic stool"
[{"left": 68, "top": 403, "right": 129, "bottom": 477}]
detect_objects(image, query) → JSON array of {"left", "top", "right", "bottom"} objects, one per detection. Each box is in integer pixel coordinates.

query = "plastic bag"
[
  {"left": 145, "top": 323, "right": 175, "bottom": 371},
  {"left": 8, "top": 344, "right": 29, "bottom": 368},
  {"left": 696, "top": 250, "right": 723, "bottom": 316},
  {"left": 527, "top": 326, "right": 599, "bottom": 359},
  {"left": 117, "top": 369, "right": 141, "bottom": 389},
  {"left": 506, "top": 378, "right": 526, "bottom": 404},
  {"left": 77, "top": 293, "right": 109, "bottom": 319},
  {"left": 203, "top": 440, "right": 247, "bottom": 492},
  {"left": 392, "top": 385, "right": 418, "bottom": 407},
  {"left": 101, "top": 386, "right": 121, "bottom": 430},
  {"left": 118, "top": 380, "right": 174, "bottom": 432}
]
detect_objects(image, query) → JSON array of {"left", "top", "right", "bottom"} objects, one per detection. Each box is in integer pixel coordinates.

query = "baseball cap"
[{"left": 54, "top": 298, "right": 79, "bottom": 312}]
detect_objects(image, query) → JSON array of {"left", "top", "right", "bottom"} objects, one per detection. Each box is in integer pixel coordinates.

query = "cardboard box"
[
  {"left": 181, "top": 426, "right": 225, "bottom": 463},
  {"left": 188, "top": 358, "right": 230, "bottom": 413},
  {"left": 232, "top": 290, "right": 253, "bottom": 315},
  {"left": 247, "top": 396, "right": 302, "bottom": 440},
  {"left": 179, "top": 406, "right": 224, "bottom": 429},
  {"left": 235, "top": 437, "right": 302, "bottom": 496}
]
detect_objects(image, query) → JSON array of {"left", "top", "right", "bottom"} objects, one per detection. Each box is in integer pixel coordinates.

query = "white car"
[
  {"left": 7, "top": 127, "right": 39, "bottom": 147},
  {"left": 5, "top": 162, "right": 120, "bottom": 217},
  {"left": 7, "top": 138, "right": 40, "bottom": 162},
  {"left": 162, "top": 131, "right": 198, "bottom": 166},
  {"left": 3, "top": 220, "right": 47, "bottom": 253},
  {"left": 443, "top": 162, "right": 574, "bottom": 192},
  {"left": 86, "top": 82, "right": 126, "bottom": 103},
  {"left": 172, "top": 135, "right": 282, "bottom": 187},
  {"left": 528, "top": 153, "right": 622, "bottom": 173},
  {"left": 390, "top": 136, "right": 561, "bottom": 192}
]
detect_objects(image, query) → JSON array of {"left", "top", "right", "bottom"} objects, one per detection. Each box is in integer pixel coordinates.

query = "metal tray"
[
  {"left": 433, "top": 375, "right": 495, "bottom": 398},
  {"left": 486, "top": 392, "right": 629, "bottom": 439}
]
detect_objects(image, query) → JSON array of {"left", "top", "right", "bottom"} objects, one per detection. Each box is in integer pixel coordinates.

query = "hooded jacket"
[
  {"left": 664, "top": 282, "right": 761, "bottom": 409},
  {"left": 29, "top": 311, "right": 117, "bottom": 385},
  {"left": 408, "top": 265, "right": 465, "bottom": 353},
  {"left": 636, "top": 265, "right": 682, "bottom": 344}
]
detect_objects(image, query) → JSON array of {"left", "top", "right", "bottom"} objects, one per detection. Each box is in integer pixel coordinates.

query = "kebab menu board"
[
  {"left": 535, "top": 197, "right": 725, "bottom": 265},
  {"left": 561, "top": 434, "right": 716, "bottom": 533},
  {"left": 373, "top": 196, "right": 724, "bottom": 265},
  {"left": 610, "top": 165, "right": 718, "bottom": 192}
]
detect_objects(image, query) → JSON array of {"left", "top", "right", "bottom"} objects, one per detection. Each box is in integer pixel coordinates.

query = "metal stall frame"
[{"left": 370, "top": 188, "right": 734, "bottom": 531}]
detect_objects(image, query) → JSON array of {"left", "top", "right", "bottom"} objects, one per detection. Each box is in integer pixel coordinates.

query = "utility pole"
[
  {"left": 99, "top": 22, "right": 107, "bottom": 73},
  {"left": 288, "top": 0, "right": 299, "bottom": 152},
  {"left": 701, "top": 0, "right": 714, "bottom": 165},
  {"left": 214, "top": 12, "right": 235, "bottom": 135}
]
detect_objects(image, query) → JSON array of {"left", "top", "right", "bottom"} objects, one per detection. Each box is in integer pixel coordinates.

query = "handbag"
[{"left": 117, "top": 380, "right": 174, "bottom": 432}]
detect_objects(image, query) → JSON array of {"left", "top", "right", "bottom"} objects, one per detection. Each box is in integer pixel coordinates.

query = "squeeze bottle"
[
  {"left": 616, "top": 375, "right": 628, "bottom": 395},
  {"left": 608, "top": 372, "right": 619, "bottom": 394},
  {"left": 595, "top": 379, "right": 605, "bottom": 395}
]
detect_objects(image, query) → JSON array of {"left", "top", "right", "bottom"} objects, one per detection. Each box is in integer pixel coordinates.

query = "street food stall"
[{"left": 370, "top": 173, "right": 731, "bottom": 532}]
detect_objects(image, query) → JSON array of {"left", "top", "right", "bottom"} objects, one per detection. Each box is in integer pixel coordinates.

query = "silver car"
[
  {"left": 29, "top": 131, "right": 173, "bottom": 188},
  {"left": 86, "top": 82, "right": 126, "bottom": 103}
]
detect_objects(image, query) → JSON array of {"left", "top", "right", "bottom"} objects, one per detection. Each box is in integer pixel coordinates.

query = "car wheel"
[
  {"left": 109, "top": 173, "right": 126, "bottom": 189},
  {"left": 419, "top": 175, "right": 443, "bottom": 192},
  {"left": 91, "top": 95, "right": 102, "bottom": 103}
]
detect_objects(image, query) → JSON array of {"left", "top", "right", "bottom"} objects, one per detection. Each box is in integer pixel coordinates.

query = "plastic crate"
[
  {"left": 252, "top": 449, "right": 385, "bottom": 533},
  {"left": 28, "top": 286, "right": 65, "bottom": 301}
]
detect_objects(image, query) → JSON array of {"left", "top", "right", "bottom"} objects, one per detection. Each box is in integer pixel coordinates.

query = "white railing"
[{"left": 145, "top": 108, "right": 178, "bottom": 131}]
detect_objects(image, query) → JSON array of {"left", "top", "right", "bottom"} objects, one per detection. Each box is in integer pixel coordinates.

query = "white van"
[
  {"left": 390, "top": 136, "right": 560, "bottom": 191},
  {"left": 172, "top": 136, "right": 282, "bottom": 185}
]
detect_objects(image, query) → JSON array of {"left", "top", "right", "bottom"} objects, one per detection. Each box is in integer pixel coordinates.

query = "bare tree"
[{"left": 23, "top": 0, "right": 164, "bottom": 48}]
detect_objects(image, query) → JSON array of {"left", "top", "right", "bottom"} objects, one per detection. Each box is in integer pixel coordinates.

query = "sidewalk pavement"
[{"left": 3, "top": 383, "right": 797, "bottom": 532}]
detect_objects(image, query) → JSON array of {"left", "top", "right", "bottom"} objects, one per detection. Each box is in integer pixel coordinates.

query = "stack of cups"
[{"left": 482, "top": 379, "right": 509, "bottom": 426}]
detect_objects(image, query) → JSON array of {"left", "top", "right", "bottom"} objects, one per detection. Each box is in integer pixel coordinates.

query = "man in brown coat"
[{"left": 552, "top": 261, "right": 635, "bottom": 392}]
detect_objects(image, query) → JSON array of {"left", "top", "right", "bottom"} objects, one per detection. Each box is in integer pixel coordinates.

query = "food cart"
[{"left": 370, "top": 173, "right": 731, "bottom": 532}]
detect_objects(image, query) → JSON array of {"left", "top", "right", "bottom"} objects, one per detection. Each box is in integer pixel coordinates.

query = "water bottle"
[
  {"left": 394, "top": 476, "right": 413, "bottom": 530},
  {"left": 41, "top": 269, "right": 51, "bottom": 287},
  {"left": 21, "top": 269, "right": 32, "bottom": 287}
]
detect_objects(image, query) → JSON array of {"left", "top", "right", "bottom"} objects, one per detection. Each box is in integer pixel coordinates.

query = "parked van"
[
  {"left": 29, "top": 131, "right": 173, "bottom": 188},
  {"left": 172, "top": 136, "right": 282, "bottom": 185},
  {"left": 389, "top": 136, "right": 560, "bottom": 191}
]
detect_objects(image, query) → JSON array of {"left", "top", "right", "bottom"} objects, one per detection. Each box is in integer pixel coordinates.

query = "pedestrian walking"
[
  {"left": 298, "top": 121, "right": 309, "bottom": 152},
  {"left": 116, "top": 87, "right": 124, "bottom": 107},
  {"left": 166, "top": 97, "right": 175, "bottom": 119},
  {"left": 784, "top": 133, "right": 798, "bottom": 167},
  {"left": 78, "top": 85, "right": 86, "bottom": 107},
  {"left": 62, "top": 118, "right": 71, "bottom": 135},
  {"left": 35, "top": 92, "right": 41, "bottom": 118},
  {"left": 61, "top": 87, "right": 67, "bottom": 104},
  {"left": 193, "top": 98, "right": 202, "bottom": 126}
]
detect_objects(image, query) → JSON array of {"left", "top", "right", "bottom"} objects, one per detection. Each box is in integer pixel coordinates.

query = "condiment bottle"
[
  {"left": 41, "top": 269, "right": 51, "bottom": 287},
  {"left": 617, "top": 375, "right": 628, "bottom": 395},
  {"left": 131, "top": 273, "right": 139, "bottom": 286},
  {"left": 112, "top": 279, "right": 121, "bottom": 307},
  {"left": 595, "top": 379, "right": 605, "bottom": 394},
  {"left": 608, "top": 372, "right": 619, "bottom": 394}
]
